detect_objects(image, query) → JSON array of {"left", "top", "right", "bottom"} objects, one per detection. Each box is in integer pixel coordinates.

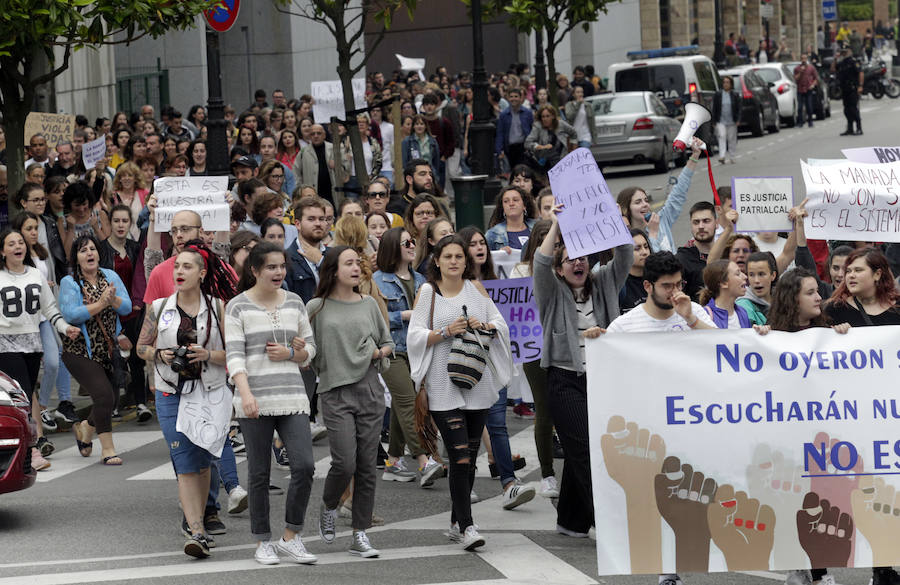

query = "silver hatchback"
[{"left": 586, "top": 91, "right": 684, "bottom": 173}]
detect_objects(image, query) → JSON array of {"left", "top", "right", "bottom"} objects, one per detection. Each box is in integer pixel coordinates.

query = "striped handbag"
[{"left": 447, "top": 305, "right": 497, "bottom": 390}]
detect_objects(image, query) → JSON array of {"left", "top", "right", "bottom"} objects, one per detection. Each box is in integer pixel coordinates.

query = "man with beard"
[
  {"left": 676, "top": 201, "right": 719, "bottom": 301},
  {"left": 46, "top": 141, "right": 79, "bottom": 179},
  {"left": 606, "top": 252, "right": 715, "bottom": 333},
  {"left": 387, "top": 158, "right": 436, "bottom": 215}
]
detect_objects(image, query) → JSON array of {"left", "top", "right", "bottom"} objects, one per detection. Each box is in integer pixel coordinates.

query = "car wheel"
[
  {"left": 751, "top": 107, "right": 765, "bottom": 137},
  {"left": 785, "top": 100, "right": 797, "bottom": 127},
  {"left": 654, "top": 138, "right": 672, "bottom": 173}
]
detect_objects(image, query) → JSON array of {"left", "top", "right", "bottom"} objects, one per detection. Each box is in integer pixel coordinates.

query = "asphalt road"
[{"left": 3, "top": 96, "right": 900, "bottom": 585}]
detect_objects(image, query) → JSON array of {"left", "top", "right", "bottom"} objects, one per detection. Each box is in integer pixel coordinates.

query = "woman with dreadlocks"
[
  {"left": 59, "top": 234, "right": 133, "bottom": 466},
  {"left": 136, "top": 240, "right": 236, "bottom": 559}
]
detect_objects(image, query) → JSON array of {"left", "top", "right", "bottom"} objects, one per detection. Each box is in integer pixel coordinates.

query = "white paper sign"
[
  {"left": 311, "top": 79, "right": 366, "bottom": 124},
  {"left": 491, "top": 250, "right": 519, "bottom": 279},
  {"left": 842, "top": 146, "right": 900, "bottom": 164},
  {"left": 588, "top": 326, "right": 900, "bottom": 575},
  {"left": 396, "top": 54, "right": 426, "bottom": 81},
  {"left": 81, "top": 136, "right": 107, "bottom": 169},
  {"left": 153, "top": 176, "right": 230, "bottom": 232},
  {"left": 801, "top": 160, "right": 900, "bottom": 242},
  {"left": 176, "top": 385, "right": 232, "bottom": 457},
  {"left": 731, "top": 176, "right": 794, "bottom": 232},
  {"left": 547, "top": 148, "right": 631, "bottom": 257}
]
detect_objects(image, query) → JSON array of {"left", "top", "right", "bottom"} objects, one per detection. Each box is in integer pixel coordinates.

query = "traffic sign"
[
  {"left": 760, "top": 3, "right": 774, "bottom": 17},
  {"left": 822, "top": 0, "right": 837, "bottom": 21},
  {"left": 204, "top": 0, "right": 240, "bottom": 33}
]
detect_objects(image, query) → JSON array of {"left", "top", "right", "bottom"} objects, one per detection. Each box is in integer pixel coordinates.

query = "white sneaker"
[
  {"left": 501, "top": 482, "right": 536, "bottom": 510},
  {"left": 136, "top": 403, "right": 152, "bottom": 422},
  {"left": 418, "top": 457, "right": 444, "bottom": 488},
  {"left": 658, "top": 574, "right": 684, "bottom": 585},
  {"left": 784, "top": 569, "right": 812, "bottom": 585},
  {"left": 818, "top": 576, "right": 836, "bottom": 585},
  {"left": 254, "top": 541, "right": 281, "bottom": 565},
  {"left": 349, "top": 530, "right": 379, "bottom": 558},
  {"left": 382, "top": 458, "right": 416, "bottom": 482},
  {"left": 227, "top": 485, "right": 248, "bottom": 515},
  {"left": 539, "top": 476, "right": 560, "bottom": 498},
  {"left": 556, "top": 524, "right": 589, "bottom": 538},
  {"left": 446, "top": 523, "right": 462, "bottom": 543},
  {"left": 275, "top": 535, "right": 318, "bottom": 564},
  {"left": 461, "top": 525, "right": 485, "bottom": 551},
  {"left": 310, "top": 420, "right": 328, "bottom": 442},
  {"left": 470, "top": 491, "right": 480, "bottom": 503}
]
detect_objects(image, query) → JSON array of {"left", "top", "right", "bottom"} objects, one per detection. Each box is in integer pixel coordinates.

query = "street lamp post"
[
  {"left": 205, "top": 29, "right": 230, "bottom": 178},
  {"left": 535, "top": 28, "right": 547, "bottom": 90},
  {"left": 713, "top": 0, "right": 726, "bottom": 66},
  {"left": 467, "top": 0, "right": 500, "bottom": 206}
]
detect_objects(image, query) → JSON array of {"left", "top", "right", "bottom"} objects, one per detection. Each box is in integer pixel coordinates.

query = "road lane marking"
[
  {"left": 36, "top": 431, "right": 163, "bottom": 482},
  {"left": 127, "top": 456, "right": 246, "bottom": 481}
]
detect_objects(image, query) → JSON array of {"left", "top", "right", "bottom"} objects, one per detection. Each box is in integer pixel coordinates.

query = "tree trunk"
[
  {"left": 335, "top": 23, "right": 369, "bottom": 199},
  {"left": 0, "top": 83, "right": 33, "bottom": 200},
  {"left": 546, "top": 32, "right": 559, "bottom": 108}
]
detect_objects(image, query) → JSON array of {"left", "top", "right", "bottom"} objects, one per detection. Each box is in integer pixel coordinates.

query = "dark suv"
[{"left": 719, "top": 67, "right": 780, "bottom": 136}]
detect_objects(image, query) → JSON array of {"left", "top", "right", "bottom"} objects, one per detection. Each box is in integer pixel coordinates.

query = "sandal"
[
  {"left": 73, "top": 422, "right": 92, "bottom": 458},
  {"left": 101, "top": 455, "right": 123, "bottom": 466}
]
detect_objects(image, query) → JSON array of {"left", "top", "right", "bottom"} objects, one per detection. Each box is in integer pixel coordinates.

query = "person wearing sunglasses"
[{"left": 364, "top": 183, "right": 404, "bottom": 229}]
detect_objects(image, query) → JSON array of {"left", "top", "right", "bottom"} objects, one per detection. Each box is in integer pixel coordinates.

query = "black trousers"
[
  {"left": 505, "top": 142, "right": 526, "bottom": 171},
  {"left": 0, "top": 352, "right": 42, "bottom": 395},
  {"left": 842, "top": 90, "right": 861, "bottom": 130},
  {"left": 431, "top": 408, "right": 487, "bottom": 531},
  {"left": 122, "top": 315, "right": 147, "bottom": 406},
  {"left": 547, "top": 367, "right": 595, "bottom": 534}
]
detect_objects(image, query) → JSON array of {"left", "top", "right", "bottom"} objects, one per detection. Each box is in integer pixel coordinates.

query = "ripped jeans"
[{"left": 430, "top": 408, "right": 488, "bottom": 531}]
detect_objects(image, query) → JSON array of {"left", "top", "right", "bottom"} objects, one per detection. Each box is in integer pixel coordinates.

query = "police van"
[{"left": 608, "top": 46, "right": 721, "bottom": 144}]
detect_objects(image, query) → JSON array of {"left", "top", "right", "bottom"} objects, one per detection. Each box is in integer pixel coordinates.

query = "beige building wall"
[{"left": 641, "top": 0, "right": 663, "bottom": 49}]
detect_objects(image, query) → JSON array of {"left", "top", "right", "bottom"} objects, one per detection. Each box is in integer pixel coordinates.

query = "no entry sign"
[{"left": 204, "top": 0, "right": 240, "bottom": 32}]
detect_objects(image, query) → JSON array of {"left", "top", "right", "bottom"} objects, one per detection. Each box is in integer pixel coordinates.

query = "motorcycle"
[{"left": 862, "top": 60, "right": 888, "bottom": 99}]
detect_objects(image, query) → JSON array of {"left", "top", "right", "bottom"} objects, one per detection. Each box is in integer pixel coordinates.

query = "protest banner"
[
  {"left": 81, "top": 136, "right": 107, "bottom": 170},
  {"left": 587, "top": 327, "right": 900, "bottom": 575},
  {"left": 311, "top": 79, "right": 366, "bottom": 124},
  {"left": 153, "top": 176, "right": 229, "bottom": 232},
  {"left": 481, "top": 277, "right": 541, "bottom": 364},
  {"left": 547, "top": 148, "right": 630, "bottom": 257},
  {"left": 731, "top": 176, "right": 794, "bottom": 232},
  {"left": 842, "top": 146, "right": 900, "bottom": 164},
  {"left": 491, "top": 250, "right": 519, "bottom": 279},
  {"left": 801, "top": 159, "right": 900, "bottom": 242},
  {"left": 24, "top": 112, "right": 75, "bottom": 147}
]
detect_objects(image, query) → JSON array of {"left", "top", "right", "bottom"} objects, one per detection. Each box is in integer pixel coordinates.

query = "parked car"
[
  {"left": 719, "top": 67, "right": 781, "bottom": 136},
  {"left": 785, "top": 61, "right": 832, "bottom": 120},
  {"left": 0, "top": 371, "right": 36, "bottom": 495},
  {"left": 586, "top": 91, "right": 685, "bottom": 172},
  {"left": 608, "top": 46, "right": 721, "bottom": 146},
  {"left": 748, "top": 64, "right": 799, "bottom": 126}
]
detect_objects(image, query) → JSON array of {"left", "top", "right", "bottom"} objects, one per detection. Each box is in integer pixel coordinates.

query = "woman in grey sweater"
[
  {"left": 532, "top": 204, "right": 632, "bottom": 538},
  {"left": 524, "top": 105, "right": 577, "bottom": 173},
  {"left": 307, "top": 246, "right": 394, "bottom": 560}
]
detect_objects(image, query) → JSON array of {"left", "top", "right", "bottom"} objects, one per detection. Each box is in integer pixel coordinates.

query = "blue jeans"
[
  {"left": 485, "top": 386, "right": 515, "bottom": 486},
  {"left": 38, "top": 320, "right": 71, "bottom": 405},
  {"left": 209, "top": 436, "right": 240, "bottom": 513},
  {"left": 797, "top": 91, "right": 816, "bottom": 126},
  {"left": 577, "top": 140, "right": 592, "bottom": 148}
]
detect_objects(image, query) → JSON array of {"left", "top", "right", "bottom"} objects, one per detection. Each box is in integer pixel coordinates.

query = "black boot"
[{"left": 840, "top": 127, "right": 854, "bottom": 136}]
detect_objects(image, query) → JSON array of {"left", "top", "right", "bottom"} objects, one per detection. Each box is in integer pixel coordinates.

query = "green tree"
[
  {"left": 274, "top": 0, "right": 417, "bottom": 194},
  {"left": 0, "top": 0, "right": 212, "bottom": 194},
  {"left": 488, "top": 0, "right": 618, "bottom": 106}
]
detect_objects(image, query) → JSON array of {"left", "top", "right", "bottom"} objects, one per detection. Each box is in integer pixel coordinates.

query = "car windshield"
[
  {"left": 754, "top": 68, "right": 781, "bottom": 82},
  {"left": 616, "top": 65, "right": 686, "bottom": 99},
  {"left": 592, "top": 95, "right": 647, "bottom": 115}
]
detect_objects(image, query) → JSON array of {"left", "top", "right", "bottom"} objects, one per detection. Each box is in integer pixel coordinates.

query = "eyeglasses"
[
  {"left": 401, "top": 238, "right": 416, "bottom": 249},
  {"left": 170, "top": 225, "right": 201, "bottom": 235},
  {"left": 414, "top": 209, "right": 436, "bottom": 218},
  {"left": 562, "top": 257, "right": 587, "bottom": 265},
  {"left": 367, "top": 191, "right": 388, "bottom": 199},
  {"left": 270, "top": 174, "right": 284, "bottom": 180},
  {"left": 654, "top": 280, "right": 687, "bottom": 292},
  {"left": 27, "top": 198, "right": 47, "bottom": 204}
]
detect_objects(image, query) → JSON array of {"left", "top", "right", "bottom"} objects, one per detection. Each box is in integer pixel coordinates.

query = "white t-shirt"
[
  {"left": 726, "top": 310, "right": 741, "bottom": 329},
  {"left": 606, "top": 302, "right": 715, "bottom": 333},
  {"left": 573, "top": 104, "right": 591, "bottom": 143},
  {"left": 379, "top": 121, "right": 394, "bottom": 172}
]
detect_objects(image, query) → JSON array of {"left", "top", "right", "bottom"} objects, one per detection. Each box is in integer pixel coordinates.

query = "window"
[
  {"left": 753, "top": 67, "right": 781, "bottom": 83},
  {"left": 693, "top": 61, "right": 718, "bottom": 92},
  {"left": 616, "top": 65, "right": 686, "bottom": 99},
  {"left": 592, "top": 95, "right": 648, "bottom": 115}
]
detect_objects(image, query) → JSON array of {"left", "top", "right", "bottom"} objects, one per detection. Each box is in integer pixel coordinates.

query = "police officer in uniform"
[{"left": 832, "top": 47, "right": 864, "bottom": 135}]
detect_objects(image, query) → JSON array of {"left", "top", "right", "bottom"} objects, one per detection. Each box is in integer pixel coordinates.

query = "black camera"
[{"left": 170, "top": 346, "right": 191, "bottom": 374}]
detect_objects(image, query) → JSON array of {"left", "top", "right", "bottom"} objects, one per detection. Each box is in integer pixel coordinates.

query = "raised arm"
[{"left": 707, "top": 208, "right": 738, "bottom": 263}]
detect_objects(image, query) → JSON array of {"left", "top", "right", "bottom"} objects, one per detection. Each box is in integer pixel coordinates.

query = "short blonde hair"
[
  {"left": 114, "top": 161, "right": 147, "bottom": 191},
  {"left": 334, "top": 215, "right": 368, "bottom": 251}
]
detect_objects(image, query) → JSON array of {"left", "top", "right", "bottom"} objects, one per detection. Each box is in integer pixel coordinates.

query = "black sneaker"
[
  {"left": 873, "top": 567, "right": 900, "bottom": 585},
  {"left": 181, "top": 516, "right": 216, "bottom": 548},
  {"left": 272, "top": 442, "right": 289, "bottom": 468},
  {"left": 269, "top": 484, "right": 284, "bottom": 495},
  {"left": 111, "top": 408, "right": 122, "bottom": 422},
  {"left": 376, "top": 443, "right": 389, "bottom": 470},
  {"left": 36, "top": 436, "right": 55, "bottom": 457},
  {"left": 54, "top": 400, "right": 78, "bottom": 424},
  {"left": 204, "top": 513, "right": 227, "bottom": 535},
  {"left": 553, "top": 434, "right": 565, "bottom": 459},
  {"left": 184, "top": 533, "right": 211, "bottom": 558}
]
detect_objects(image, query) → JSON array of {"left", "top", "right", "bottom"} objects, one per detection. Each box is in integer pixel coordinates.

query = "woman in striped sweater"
[{"left": 225, "top": 241, "right": 318, "bottom": 566}]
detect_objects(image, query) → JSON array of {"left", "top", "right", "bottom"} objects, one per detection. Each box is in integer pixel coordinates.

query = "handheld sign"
[
  {"left": 481, "top": 277, "right": 542, "bottom": 363},
  {"left": 310, "top": 79, "right": 366, "bottom": 125},
  {"left": 491, "top": 250, "right": 519, "bottom": 279},
  {"left": 81, "top": 136, "right": 107, "bottom": 170},
  {"left": 24, "top": 112, "right": 75, "bottom": 148},
  {"left": 731, "top": 176, "right": 794, "bottom": 232},
  {"left": 547, "top": 148, "right": 630, "bottom": 257},
  {"left": 154, "top": 177, "right": 230, "bottom": 232},
  {"left": 802, "top": 159, "right": 900, "bottom": 242},
  {"left": 842, "top": 146, "right": 900, "bottom": 164}
]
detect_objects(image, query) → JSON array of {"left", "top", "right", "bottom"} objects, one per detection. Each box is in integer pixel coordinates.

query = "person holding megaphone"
[{"left": 711, "top": 76, "right": 742, "bottom": 164}]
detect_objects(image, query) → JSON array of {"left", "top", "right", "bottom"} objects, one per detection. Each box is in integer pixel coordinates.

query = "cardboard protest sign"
[
  {"left": 81, "top": 136, "right": 107, "bottom": 170},
  {"left": 24, "top": 112, "right": 75, "bottom": 148},
  {"left": 731, "top": 177, "right": 794, "bottom": 232},
  {"left": 589, "top": 326, "right": 900, "bottom": 575},
  {"left": 842, "top": 146, "right": 900, "bottom": 164},
  {"left": 801, "top": 160, "right": 900, "bottom": 242},
  {"left": 311, "top": 79, "right": 366, "bottom": 124},
  {"left": 153, "top": 176, "right": 230, "bottom": 232},
  {"left": 547, "top": 148, "right": 630, "bottom": 257},
  {"left": 491, "top": 250, "right": 519, "bottom": 279},
  {"left": 481, "top": 277, "right": 541, "bottom": 363}
]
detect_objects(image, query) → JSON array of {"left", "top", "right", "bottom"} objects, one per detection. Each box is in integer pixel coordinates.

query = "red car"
[{"left": 0, "top": 371, "right": 36, "bottom": 494}]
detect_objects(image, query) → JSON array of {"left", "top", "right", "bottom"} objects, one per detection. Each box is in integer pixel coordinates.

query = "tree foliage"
[
  {"left": 484, "top": 0, "right": 617, "bottom": 105},
  {"left": 273, "top": 0, "right": 417, "bottom": 192},
  {"left": 0, "top": 0, "right": 212, "bottom": 193}
]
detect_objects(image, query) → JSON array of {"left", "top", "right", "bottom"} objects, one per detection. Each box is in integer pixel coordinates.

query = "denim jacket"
[
  {"left": 373, "top": 269, "right": 425, "bottom": 353},
  {"left": 485, "top": 218, "right": 537, "bottom": 250}
]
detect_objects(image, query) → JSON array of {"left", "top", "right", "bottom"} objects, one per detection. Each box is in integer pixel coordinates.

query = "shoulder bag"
[
  {"left": 447, "top": 304, "right": 497, "bottom": 390},
  {"left": 414, "top": 286, "right": 440, "bottom": 457}
]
